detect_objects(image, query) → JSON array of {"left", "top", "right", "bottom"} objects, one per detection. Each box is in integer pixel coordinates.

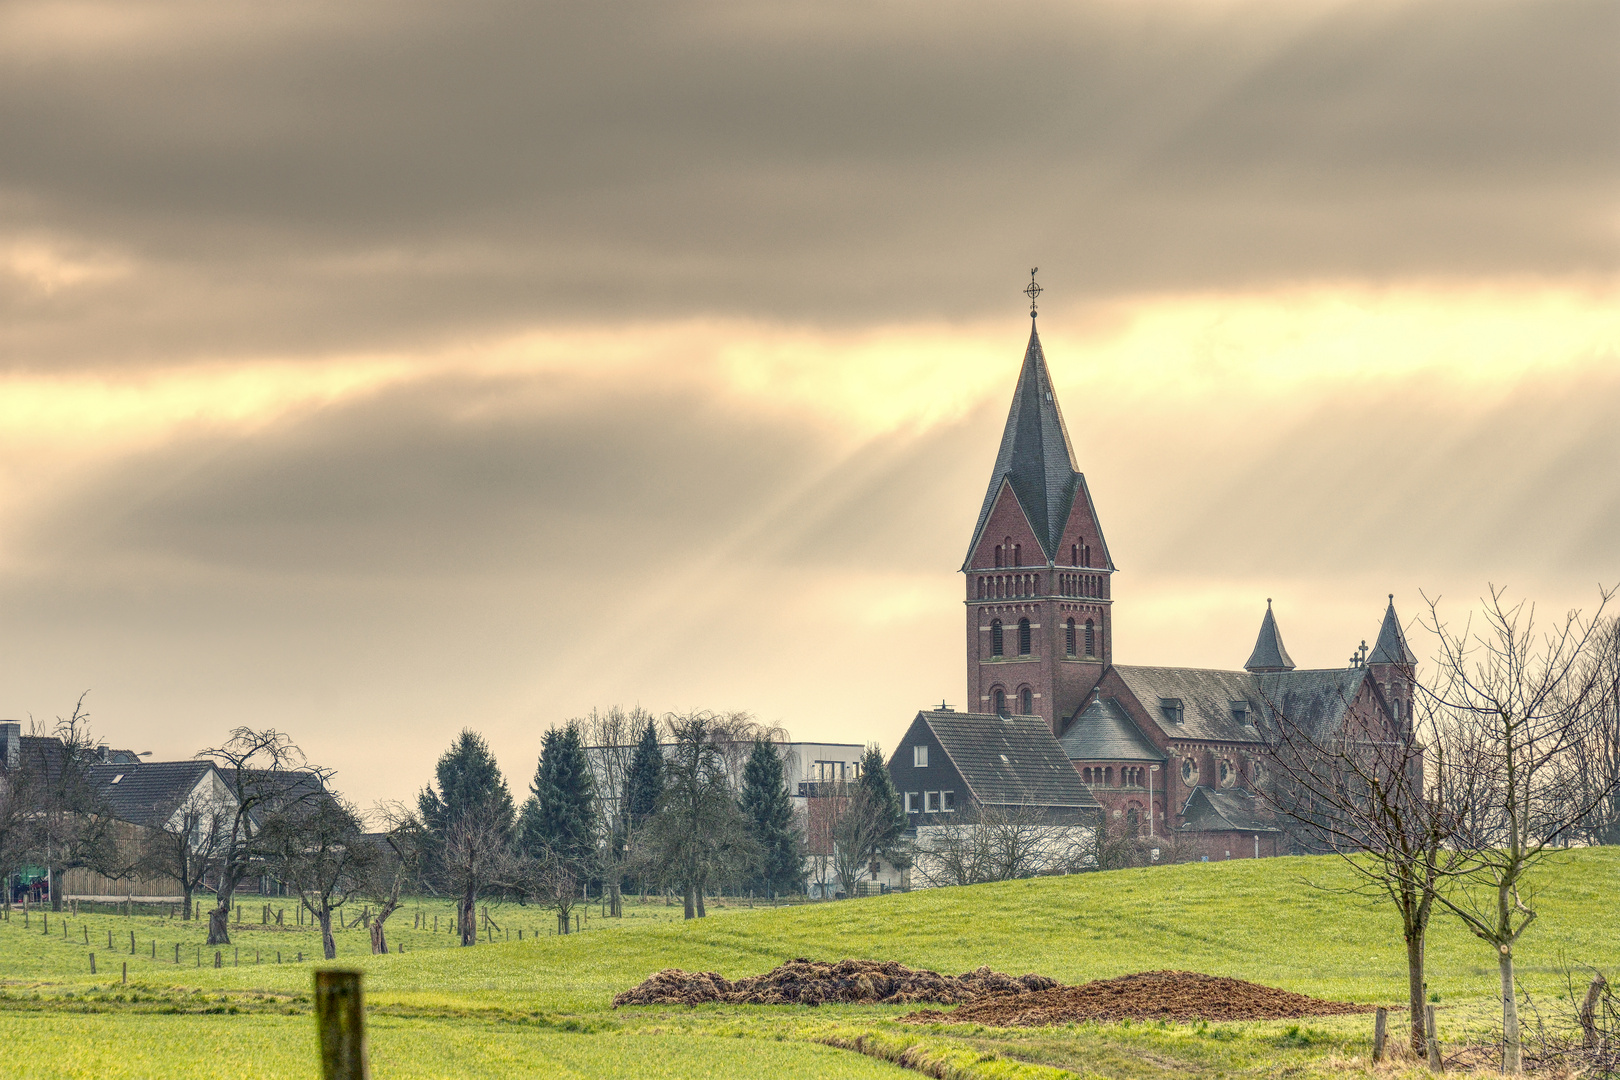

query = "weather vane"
[{"left": 1024, "top": 267, "right": 1042, "bottom": 318}]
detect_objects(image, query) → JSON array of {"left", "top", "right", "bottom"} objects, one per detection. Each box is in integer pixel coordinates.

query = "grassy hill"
[{"left": 2, "top": 849, "right": 1616, "bottom": 1078}]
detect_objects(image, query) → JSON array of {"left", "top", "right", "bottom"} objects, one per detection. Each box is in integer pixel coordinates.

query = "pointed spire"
[
  {"left": 1367, "top": 594, "right": 1418, "bottom": 666},
  {"left": 962, "top": 320, "right": 1082, "bottom": 564},
  {"left": 1245, "top": 598, "right": 1297, "bottom": 673}
]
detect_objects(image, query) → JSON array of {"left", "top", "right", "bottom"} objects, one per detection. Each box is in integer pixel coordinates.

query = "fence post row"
[{"left": 315, "top": 970, "right": 370, "bottom": 1080}]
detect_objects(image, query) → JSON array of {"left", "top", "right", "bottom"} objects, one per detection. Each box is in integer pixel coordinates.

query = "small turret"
[
  {"left": 1245, "top": 599, "right": 1296, "bottom": 673},
  {"left": 1367, "top": 595, "right": 1418, "bottom": 666}
]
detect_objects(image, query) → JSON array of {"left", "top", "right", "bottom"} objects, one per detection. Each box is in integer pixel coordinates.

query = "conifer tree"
[
  {"left": 625, "top": 718, "right": 664, "bottom": 826},
  {"left": 739, "top": 739, "right": 802, "bottom": 896},
  {"left": 416, "top": 729, "right": 515, "bottom": 945},
  {"left": 856, "top": 744, "right": 907, "bottom": 857},
  {"left": 523, "top": 723, "right": 597, "bottom": 868}
]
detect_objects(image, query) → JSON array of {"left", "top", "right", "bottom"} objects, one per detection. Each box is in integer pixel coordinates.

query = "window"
[
  {"left": 912, "top": 744, "right": 928, "bottom": 768},
  {"left": 1019, "top": 687, "right": 1033, "bottom": 715},
  {"left": 1126, "top": 807, "right": 1140, "bottom": 833},
  {"left": 1084, "top": 619, "right": 1095, "bottom": 657},
  {"left": 1083, "top": 544, "right": 1091, "bottom": 567},
  {"left": 1071, "top": 543, "right": 1079, "bottom": 565},
  {"left": 1013, "top": 543, "right": 1022, "bottom": 567},
  {"left": 925, "top": 791, "right": 940, "bottom": 813},
  {"left": 994, "top": 545, "right": 1003, "bottom": 568},
  {"left": 1066, "top": 618, "right": 1076, "bottom": 656},
  {"left": 1219, "top": 759, "right": 1235, "bottom": 788},
  {"left": 977, "top": 577, "right": 985, "bottom": 599},
  {"left": 990, "top": 619, "right": 1003, "bottom": 657},
  {"left": 1182, "top": 756, "right": 1199, "bottom": 785},
  {"left": 904, "top": 792, "right": 919, "bottom": 813},
  {"left": 1018, "top": 618, "right": 1031, "bottom": 655},
  {"left": 1105, "top": 766, "right": 1114, "bottom": 785},
  {"left": 993, "top": 688, "right": 1006, "bottom": 715},
  {"left": 942, "top": 790, "right": 956, "bottom": 812}
]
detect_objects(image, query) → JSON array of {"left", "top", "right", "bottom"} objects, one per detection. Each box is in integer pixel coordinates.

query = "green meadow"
[{"left": 2, "top": 849, "right": 1616, "bottom": 1078}]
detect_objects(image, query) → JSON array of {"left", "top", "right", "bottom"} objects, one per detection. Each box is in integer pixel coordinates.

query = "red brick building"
[{"left": 894, "top": 300, "right": 1419, "bottom": 860}]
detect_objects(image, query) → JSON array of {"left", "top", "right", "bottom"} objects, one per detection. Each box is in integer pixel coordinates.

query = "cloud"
[{"left": 0, "top": 0, "right": 1613, "bottom": 368}]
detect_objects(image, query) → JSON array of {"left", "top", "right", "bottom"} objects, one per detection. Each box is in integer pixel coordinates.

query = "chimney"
[{"left": 1, "top": 722, "right": 19, "bottom": 769}]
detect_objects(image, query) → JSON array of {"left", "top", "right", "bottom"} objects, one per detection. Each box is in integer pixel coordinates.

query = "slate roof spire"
[
  {"left": 1367, "top": 594, "right": 1419, "bottom": 666},
  {"left": 963, "top": 318, "right": 1083, "bottom": 565},
  {"left": 1245, "top": 598, "right": 1297, "bottom": 673}
]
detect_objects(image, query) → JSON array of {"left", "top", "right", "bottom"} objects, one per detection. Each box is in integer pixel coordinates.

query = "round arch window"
[
  {"left": 1181, "top": 756, "right": 1199, "bottom": 786},
  {"left": 1219, "top": 759, "right": 1236, "bottom": 788}
]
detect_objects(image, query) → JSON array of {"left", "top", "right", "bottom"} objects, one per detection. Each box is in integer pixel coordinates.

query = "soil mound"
[
  {"left": 613, "top": 958, "right": 1059, "bottom": 1007},
  {"left": 905, "top": 970, "right": 1376, "bottom": 1026}
]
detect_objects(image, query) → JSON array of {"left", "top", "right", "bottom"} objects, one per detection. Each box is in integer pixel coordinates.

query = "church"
[{"left": 886, "top": 281, "right": 1418, "bottom": 861}]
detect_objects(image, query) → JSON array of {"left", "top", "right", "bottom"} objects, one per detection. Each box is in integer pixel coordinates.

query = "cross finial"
[{"left": 1025, "top": 267, "right": 1042, "bottom": 318}]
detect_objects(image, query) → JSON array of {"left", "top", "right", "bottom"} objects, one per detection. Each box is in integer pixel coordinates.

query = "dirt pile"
[
  {"left": 905, "top": 970, "right": 1377, "bottom": 1026},
  {"left": 613, "top": 958, "right": 1060, "bottom": 1007}
]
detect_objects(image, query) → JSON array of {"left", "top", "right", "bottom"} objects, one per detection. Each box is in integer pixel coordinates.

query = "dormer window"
[
  {"left": 1159, "top": 697, "right": 1184, "bottom": 724},
  {"left": 1230, "top": 701, "right": 1250, "bottom": 725}
]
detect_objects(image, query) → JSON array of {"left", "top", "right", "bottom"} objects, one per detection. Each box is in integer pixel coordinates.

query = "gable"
[
  {"left": 1058, "top": 476, "right": 1115, "bottom": 571},
  {"left": 965, "top": 479, "right": 1045, "bottom": 571}
]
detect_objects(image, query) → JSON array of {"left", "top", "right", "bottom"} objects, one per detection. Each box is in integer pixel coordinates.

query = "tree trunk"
[
  {"left": 1406, "top": 930, "right": 1427, "bottom": 1055},
  {"left": 207, "top": 901, "right": 232, "bottom": 946},
  {"left": 50, "top": 867, "right": 63, "bottom": 912},
  {"left": 557, "top": 910, "right": 569, "bottom": 935},
  {"left": 682, "top": 884, "right": 695, "bottom": 920},
  {"left": 369, "top": 919, "right": 387, "bottom": 955},
  {"left": 1500, "top": 945, "right": 1521, "bottom": 1073},
  {"left": 695, "top": 884, "right": 707, "bottom": 919},
  {"left": 458, "top": 890, "right": 476, "bottom": 947},
  {"left": 609, "top": 881, "right": 622, "bottom": 918},
  {"left": 318, "top": 907, "right": 337, "bottom": 961},
  {"left": 182, "top": 887, "right": 193, "bottom": 921}
]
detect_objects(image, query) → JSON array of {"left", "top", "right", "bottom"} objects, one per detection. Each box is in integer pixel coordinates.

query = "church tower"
[{"left": 961, "top": 273, "right": 1115, "bottom": 735}]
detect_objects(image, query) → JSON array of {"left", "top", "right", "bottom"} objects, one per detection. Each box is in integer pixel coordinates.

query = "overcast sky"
[{"left": 2, "top": 0, "right": 1616, "bottom": 808}]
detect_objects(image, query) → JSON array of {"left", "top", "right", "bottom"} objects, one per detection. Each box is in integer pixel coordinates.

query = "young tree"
[
  {"left": 1426, "top": 586, "right": 1618, "bottom": 1074},
  {"left": 520, "top": 723, "right": 597, "bottom": 930},
  {"left": 739, "top": 739, "right": 803, "bottom": 897},
  {"left": 418, "top": 730, "right": 516, "bottom": 947},
  {"left": 361, "top": 803, "right": 424, "bottom": 955},
  {"left": 643, "top": 712, "right": 758, "bottom": 918},
  {"left": 625, "top": 718, "right": 664, "bottom": 827},
  {"left": 263, "top": 794, "right": 374, "bottom": 960},
  {"left": 136, "top": 785, "right": 230, "bottom": 922},
  {"left": 198, "top": 727, "right": 332, "bottom": 946}
]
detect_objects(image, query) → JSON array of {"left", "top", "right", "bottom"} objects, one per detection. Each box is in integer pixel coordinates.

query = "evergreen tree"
[
  {"left": 418, "top": 729, "right": 515, "bottom": 839},
  {"left": 739, "top": 739, "right": 802, "bottom": 896},
  {"left": 522, "top": 723, "right": 597, "bottom": 867},
  {"left": 625, "top": 719, "right": 664, "bottom": 825},
  {"left": 856, "top": 744, "right": 906, "bottom": 857}
]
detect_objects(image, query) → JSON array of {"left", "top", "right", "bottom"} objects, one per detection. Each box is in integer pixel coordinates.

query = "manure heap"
[
  {"left": 614, "top": 958, "right": 1058, "bottom": 1007},
  {"left": 906, "top": 970, "right": 1377, "bottom": 1026}
]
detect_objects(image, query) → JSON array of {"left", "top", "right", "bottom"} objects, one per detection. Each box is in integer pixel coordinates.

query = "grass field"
[{"left": 2, "top": 849, "right": 1616, "bottom": 1078}]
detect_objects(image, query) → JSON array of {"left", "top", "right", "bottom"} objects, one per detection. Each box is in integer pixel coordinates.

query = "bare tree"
[
  {"left": 1259, "top": 674, "right": 1457, "bottom": 1055},
  {"left": 136, "top": 788, "right": 230, "bottom": 921},
  {"left": 582, "top": 706, "right": 654, "bottom": 918},
  {"left": 199, "top": 728, "right": 333, "bottom": 946},
  {"left": 262, "top": 794, "right": 374, "bottom": 960},
  {"left": 439, "top": 803, "right": 517, "bottom": 946},
  {"left": 1557, "top": 616, "right": 1620, "bottom": 846},
  {"left": 830, "top": 787, "right": 891, "bottom": 896},
  {"left": 27, "top": 697, "right": 119, "bottom": 910},
  {"left": 361, "top": 803, "right": 424, "bottom": 954},
  {"left": 642, "top": 712, "right": 758, "bottom": 918},
  {"left": 913, "top": 802, "right": 1091, "bottom": 887},
  {"left": 1425, "top": 586, "right": 1618, "bottom": 1074}
]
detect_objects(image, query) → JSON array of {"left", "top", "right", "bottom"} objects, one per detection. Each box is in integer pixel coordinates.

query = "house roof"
[
  {"left": 87, "top": 760, "right": 218, "bottom": 830},
  {"left": 1178, "top": 787, "right": 1281, "bottom": 834},
  {"left": 1059, "top": 697, "right": 1164, "bottom": 762},
  {"left": 913, "top": 710, "right": 1100, "bottom": 810},
  {"left": 1254, "top": 666, "right": 1371, "bottom": 742},
  {"left": 1244, "top": 600, "right": 1296, "bottom": 672},
  {"left": 963, "top": 323, "right": 1107, "bottom": 568},
  {"left": 1367, "top": 596, "right": 1419, "bottom": 665},
  {"left": 1112, "top": 666, "right": 1267, "bottom": 745}
]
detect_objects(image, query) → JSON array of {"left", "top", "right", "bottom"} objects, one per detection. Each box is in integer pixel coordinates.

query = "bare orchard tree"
[
  {"left": 582, "top": 705, "right": 656, "bottom": 918},
  {"left": 1259, "top": 678, "right": 1457, "bottom": 1055},
  {"left": 361, "top": 802, "right": 425, "bottom": 955},
  {"left": 29, "top": 698, "right": 119, "bottom": 910},
  {"left": 262, "top": 793, "right": 375, "bottom": 960},
  {"left": 439, "top": 802, "right": 518, "bottom": 946},
  {"left": 1425, "top": 586, "right": 1619, "bottom": 1074},
  {"left": 1090, "top": 810, "right": 1153, "bottom": 871},
  {"left": 0, "top": 754, "right": 34, "bottom": 913},
  {"left": 642, "top": 712, "right": 758, "bottom": 918},
  {"left": 1555, "top": 616, "right": 1620, "bottom": 845},
  {"left": 199, "top": 728, "right": 333, "bottom": 946},
  {"left": 913, "top": 802, "right": 1091, "bottom": 887},
  {"left": 135, "top": 787, "right": 230, "bottom": 922},
  {"left": 830, "top": 786, "right": 891, "bottom": 896}
]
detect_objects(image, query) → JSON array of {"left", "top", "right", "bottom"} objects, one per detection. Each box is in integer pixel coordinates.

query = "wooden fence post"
[
  {"left": 89, "top": 953, "right": 96, "bottom": 975},
  {"left": 314, "top": 969, "right": 370, "bottom": 1080},
  {"left": 129, "top": 930, "right": 135, "bottom": 954},
  {"left": 121, "top": 962, "right": 127, "bottom": 985},
  {"left": 1580, "top": 974, "right": 1608, "bottom": 1051},
  {"left": 1425, "top": 1003, "right": 1442, "bottom": 1072},
  {"left": 1372, "top": 1007, "right": 1387, "bottom": 1062}
]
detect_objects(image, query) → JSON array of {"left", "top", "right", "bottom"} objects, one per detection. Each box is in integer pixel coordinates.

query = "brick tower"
[{"left": 962, "top": 287, "right": 1114, "bottom": 735}]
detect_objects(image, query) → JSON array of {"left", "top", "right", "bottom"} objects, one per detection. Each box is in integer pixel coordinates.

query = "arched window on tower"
[
  {"left": 993, "top": 688, "right": 1006, "bottom": 715},
  {"left": 990, "top": 619, "right": 1003, "bottom": 657},
  {"left": 994, "top": 545, "right": 1002, "bottom": 568},
  {"left": 1066, "top": 618, "right": 1076, "bottom": 657},
  {"left": 1020, "top": 687, "right": 1033, "bottom": 715},
  {"left": 1083, "top": 544, "right": 1090, "bottom": 567},
  {"left": 1013, "top": 544, "right": 1022, "bottom": 567},
  {"left": 1085, "top": 619, "right": 1096, "bottom": 657},
  {"left": 1017, "top": 618, "right": 1031, "bottom": 656}
]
